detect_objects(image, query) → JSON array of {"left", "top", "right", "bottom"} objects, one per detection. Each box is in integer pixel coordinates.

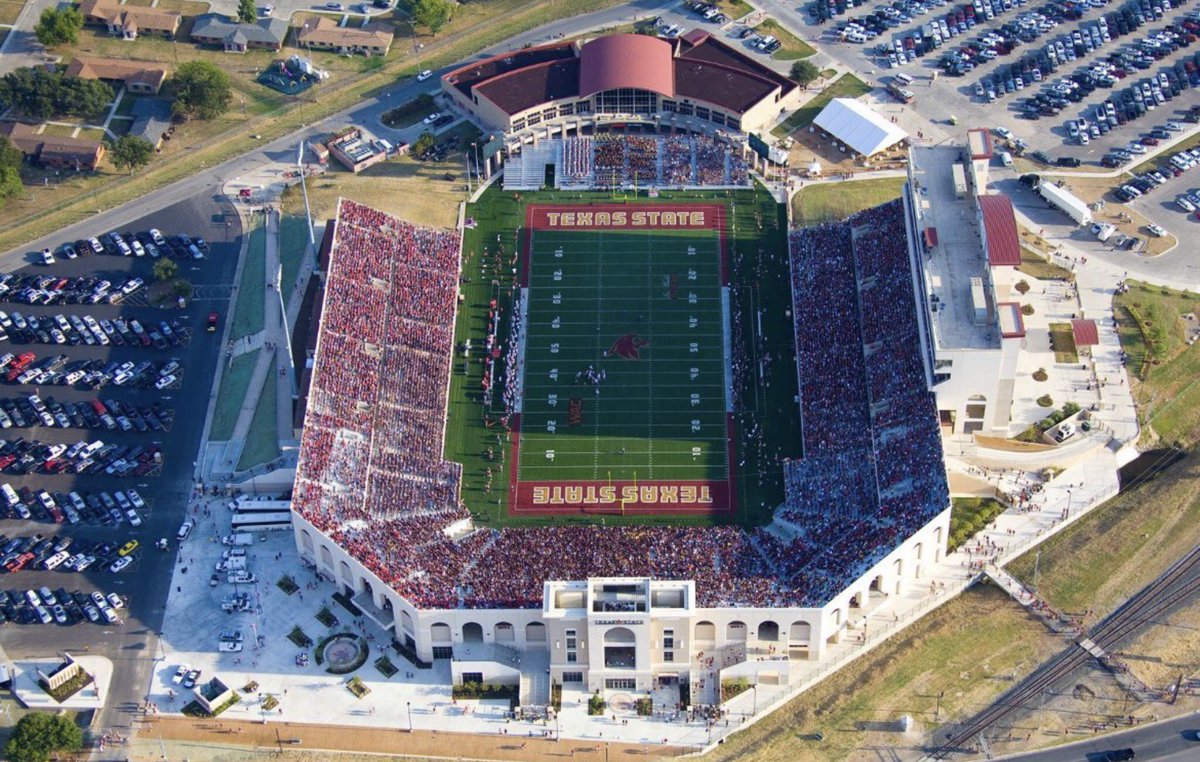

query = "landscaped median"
[{"left": 0, "top": 0, "right": 629, "bottom": 253}]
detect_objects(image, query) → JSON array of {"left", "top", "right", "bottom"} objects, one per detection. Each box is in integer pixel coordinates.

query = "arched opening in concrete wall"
[
  {"left": 495, "top": 622, "right": 515, "bottom": 642},
  {"left": 400, "top": 610, "right": 415, "bottom": 635},
  {"left": 870, "top": 575, "right": 885, "bottom": 596},
  {"left": 727, "top": 621, "right": 747, "bottom": 641},
  {"left": 849, "top": 592, "right": 863, "bottom": 609},
  {"left": 319, "top": 545, "right": 333, "bottom": 570},
  {"left": 603, "top": 626, "right": 637, "bottom": 669},
  {"left": 789, "top": 621, "right": 811, "bottom": 645},
  {"left": 934, "top": 526, "right": 944, "bottom": 562},
  {"left": 694, "top": 621, "right": 716, "bottom": 643},
  {"left": 431, "top": 623, "right": 451, "bottom": 642},
  {"left": 360, "top": 577, "right": 375, "bottom": 606},
  {"left": 893, "top": 558, "right": 904, "bottom": 595},
  {"left": 300, "top": 529, "right": 314, "bottom": 553},
  {"left": 462, "top": 622, "right": 484, "bottom": 643},
  {"left": 826, "top": 608, "right": 842, "bottom": 645},
  {"left": 757, "top": 621, "right": 779, "bottom": 642},
  {"left": 526, "top": 622, "right": 547, "bottom": 642}
]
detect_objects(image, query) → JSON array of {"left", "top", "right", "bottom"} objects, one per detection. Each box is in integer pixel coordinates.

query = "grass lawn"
[
  {"left": 237, "top": 372, "right": 280, "bottom": 470},
  {"left": 0, "top": 1, "right": 22, "bottom": 25},
  {"left": 1113, "top": 280, "right": 1200, "bottom": 446},
  {"left": 1015, "top": 246, "right": 1074, "bottom": 282},
  {"left": 209, "top": 350, "right": 259, "bottom": 440},
  {"left": 715, "top": 0, "right": 754, "bottom": 18},
  {"left": 704, "top": 586, "right": 1059, "bottom": 762},
  {"left": 153, "top": 0, "right": 210, "bottom": 14},
  {"left": 0, "top": 0, "right": 628, "bottom": 253},
  {"left": 791, "top": 177, "right": 904, "bottom": 224},
  {"left": 449, "top": 184, "right": 796, "bottom": 529},
  {"left": 754, "top": 19, "right": 815, "bottom": 60},
  {"left": 381, "top": 98, "right": 438, "bottom": 129},
  {"left": 40, "top": 124, "right": 79, "bottom": 138},
  {"left": 1008, "top": 451, "right": 1200, "bottom": 616},
  {"left": 772, "top": 74, "right": 871, "bottom": 138},
  {"left": 1048, "top": 322, "right": 1079, "bottom": 363},
  {"left": 231, "top": 217, "right": 267, "bottom": 341},
  {"left": 279, "top": 213, "right": 311, "bottom": 305},
  {"left": 281, "top": 156, "right": 467, "bottom": 230}
]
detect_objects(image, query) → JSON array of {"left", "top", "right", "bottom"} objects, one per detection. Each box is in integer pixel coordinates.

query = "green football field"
[{"left": 512, "top": 224, "right": 732, "bottom": 512}]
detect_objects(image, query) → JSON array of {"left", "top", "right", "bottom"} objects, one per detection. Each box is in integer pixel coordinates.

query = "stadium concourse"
[{"left": 287, "top": 192, "right": 952, "bottom": 700}]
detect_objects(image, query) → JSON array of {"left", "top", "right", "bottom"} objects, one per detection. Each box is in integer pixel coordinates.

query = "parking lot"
[
  {"left": 0, "top": 193, "right": 239, "bottom": 671},
  {"left": 808, "top": 0, "right": 1200, "bottom": 165}
]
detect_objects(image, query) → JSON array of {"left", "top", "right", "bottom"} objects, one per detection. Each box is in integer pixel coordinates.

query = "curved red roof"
[{"left": 579, "top": 34, "right": 674, "bottom": 98}]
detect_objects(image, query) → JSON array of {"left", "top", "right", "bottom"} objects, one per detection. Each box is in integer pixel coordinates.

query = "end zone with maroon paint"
[{"left": 507, "top": 203, "right": 736, "bottom": 517}]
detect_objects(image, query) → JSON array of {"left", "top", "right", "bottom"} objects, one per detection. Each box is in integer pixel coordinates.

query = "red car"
[{"left": 207, "top": 312, "right": 219, "bottom": 332}]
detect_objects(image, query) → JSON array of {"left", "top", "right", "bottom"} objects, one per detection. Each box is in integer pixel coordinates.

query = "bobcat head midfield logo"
[{"left": 604, "top": 333, "right": 649, "bottom": 360}]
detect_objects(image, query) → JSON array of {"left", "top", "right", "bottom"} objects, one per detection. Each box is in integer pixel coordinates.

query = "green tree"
[
  {"left": 411, "top": 0, "right": 453, "bottom": 33},
  {"left": 237, "top": 0, "right": 258, "bottom": 24},
  {"left": 109, "top": 134, "right": 155, "bottom": 173},
  {"left": 0, "top": 165, "right": 21, "bottom": 200},
  {"left": 34, "top": 7, "right": 83, "bottom": 47},
  {"left": 168, "top": 61, "right": 233, "bottom": 121},
  {"left": 0, "top": 68, "right": 113, "bottom": 120},
  {"left": 0, "top": 135, "right": 22, "bottom": 200},
  {"left": 4, "top": 713, "right": 84, "bottom": 762},
  {"left": 153, "top": 257, "right": 179, "bottom": 282},
  {"left": 789, "top": 60, "right": 820, "bottom": 88},
  {"left": 411, "top": 130, "right": 435, "bottom": 156}
]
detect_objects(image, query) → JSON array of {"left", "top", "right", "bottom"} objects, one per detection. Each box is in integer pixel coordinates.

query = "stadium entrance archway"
[
  {"left": 300, "top": 529, "right": 314, "bottom": 553},
  {"left": 495, "top": 622, "right": 515, "bottom": 642},
  {"left": 757, "top": 621, "right": 779, "bottom": 643},
  {"left": 789, "top": 621, "right": 812, "bottom": 659},
  {"left": 893, "top": 558, "right": 904, "bottom": 594},
  {"left": 827, "top": 608, "right": 843, "bottom": 645},
  {"left": 869, "top": 575, "right": 887, "bottom": 601},
  {"left": 463, "top": 622, "right": 484, "bottom": 643},
  {"left": 694, "top": 621, "right": 716, "bottom": 644},
  {"left": 339, "top": 560, "right": 354, "bottom": 593},
  {"left": 849, "top": 592, "right": 863, "bottom": 609},
  {"left": 604, "top": 626, "right": 637, "bottom": 669},
  {"left": 727, "top": 621, "right": 747, "bottom": 642},
  {"left": 526, "top": 622, "right": 547, "bottom": 643}
]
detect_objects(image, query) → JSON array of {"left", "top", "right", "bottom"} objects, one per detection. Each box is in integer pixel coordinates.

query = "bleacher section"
[
  {"left": 502, "top": 135, "right": 750, "bottom": 190},
  {"left": 778, "top": 199, "right": 949, "bottom": 588}
]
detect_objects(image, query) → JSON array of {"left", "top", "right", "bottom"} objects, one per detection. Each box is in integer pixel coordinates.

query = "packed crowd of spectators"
[
  {"left": 293, "top": 198, "right": 465, "bottom": 536},
  {"left": 555, "top": 135, "right": 750, "bottom": 188},
  {"left": 776, "top": 200, "right": 948, "bottom": 599},
  {"left": 662, "top": 136, "right": 692, "bottom": 185},
  {"left": 290, "top": 195, "right": 948, "bottom": 615}
]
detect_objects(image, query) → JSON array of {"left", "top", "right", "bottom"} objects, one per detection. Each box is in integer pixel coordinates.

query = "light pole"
[
  {"left": 936, "top": 690, "right": 944, "bottom": 719},
  {"left": 406, "top": 701, "right": 412, "bottom": 732}
]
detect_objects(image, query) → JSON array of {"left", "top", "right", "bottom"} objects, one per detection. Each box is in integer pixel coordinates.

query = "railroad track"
[{"left": 930, "top": 543, "right": 1200, "bottom": 758}]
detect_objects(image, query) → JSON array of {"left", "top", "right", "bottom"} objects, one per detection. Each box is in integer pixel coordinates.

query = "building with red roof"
[{"left": 441, "top": 31, "right": 800, "bottom": 148}]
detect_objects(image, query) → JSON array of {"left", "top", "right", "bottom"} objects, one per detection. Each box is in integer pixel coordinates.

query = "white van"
[
  {"left": 1, "top": 483, "right": 18, "bottom": 507},
  {"left": 43, "top": 551, "right": 71, "bottom": 570},
  {"left": 893, "top": 72, "right": 915, "bottom": 86},
  {"left": 999, "top": 150, "right": 1013, "bottom": 167}
]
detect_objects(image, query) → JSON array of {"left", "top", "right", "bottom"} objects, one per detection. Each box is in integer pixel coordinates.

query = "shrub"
[
  {"left": 1037, "top": 394, "right": 1054, "bottom": 407},
  {"left": 1021, "top": 304, "right": 1036, "bottom": 316},
  {"left": 588, "top": 691, "right": 606, "bottom": 716},
  {"left": 1015, "top": 279, "right": 1031, "bottom": 294},
  {"left": 452, "top": 681, "right": 520, "bottom": 706},
  {"left": 4, "top": 713, "right": 82, "bottom": 762},
  {"left": 316, "top": 606, "right": 338, "bottom": 627},
  {"left": 720, "top": 678, "right": 752, "bottom": 703},
  {"left": 262, "top": 694, "right": 279, "bottom": 712},
  {"left": 375, "top": 655, "right": 398, "bottom": 678},
  {"left": 1032, "top": 368, "right": 1048, "bottom": 382},
  {"left": 381, "top": 93, "right": 435, "bottom": 126},
  {"left": 635, "top": 697, "right": 653, "bottom": 716},
  {"left": 277, "top": 575, "right": 300, "bottom": 595},
  {"left": 39, "top": 669, "right": 93, "bottom": 703},
  {"left": 551, "top": 681, "right": 562, "bottom": 711},
  {"left": 288, "top": 626, "right": 312, "bottom": 648},
  {"left": 347, "top": 676, "right": 370, "bottom": 699}
]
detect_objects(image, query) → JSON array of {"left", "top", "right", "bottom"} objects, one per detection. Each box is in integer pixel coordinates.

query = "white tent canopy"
[{"left": 812, "top": 98, "right": 908, "bottom": 157}]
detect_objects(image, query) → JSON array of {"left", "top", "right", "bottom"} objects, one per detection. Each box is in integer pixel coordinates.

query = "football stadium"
[{"left": 289, "top": 32, "right": 950, "bottom": 703}]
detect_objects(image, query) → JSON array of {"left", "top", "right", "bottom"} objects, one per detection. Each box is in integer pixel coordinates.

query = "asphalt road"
[
  {"left": 0, "top": 193, "right": 240, "bottom": 740},
  {"left": 992, "top": 711, "right": 1200, "bottom": 761},
  {"left": 0, "top": 0, "right": 59, "bottom": 75}
]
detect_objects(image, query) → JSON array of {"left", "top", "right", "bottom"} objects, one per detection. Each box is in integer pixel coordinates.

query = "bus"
[{"left": 230, "top": 511, "right": 292, "bottom": 532}]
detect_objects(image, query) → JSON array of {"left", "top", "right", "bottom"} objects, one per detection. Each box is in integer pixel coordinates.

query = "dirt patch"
[{"left": 139, "top": 716, "right": 685, "bottom": 761}]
